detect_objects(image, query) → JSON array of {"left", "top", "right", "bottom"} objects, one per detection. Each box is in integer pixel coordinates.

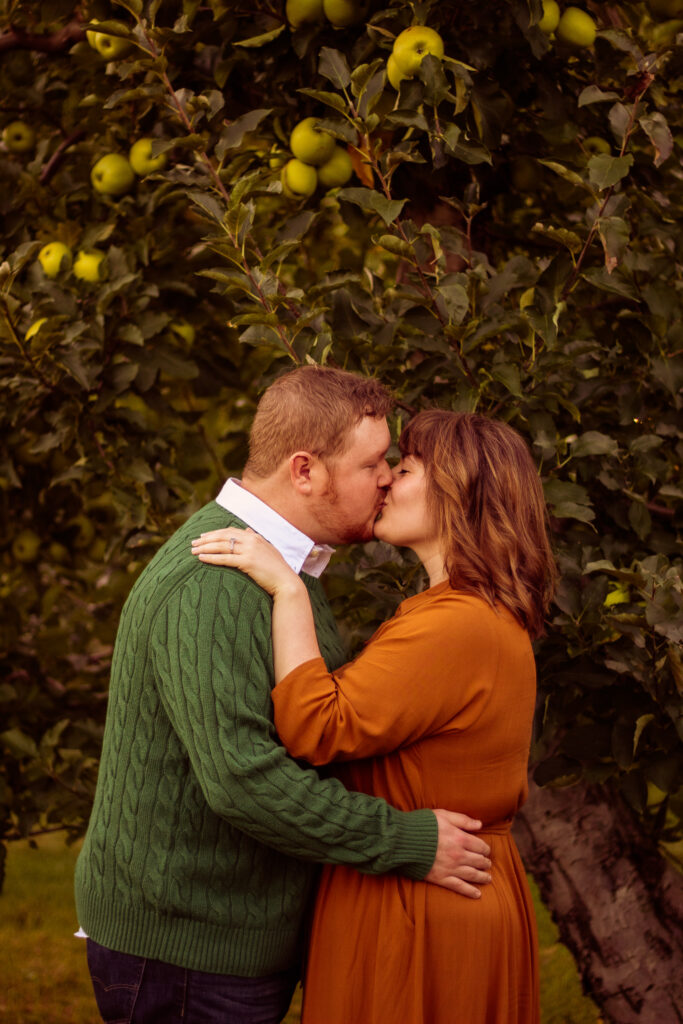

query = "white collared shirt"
[{"left": 214, "top": 478, "right": 334, "bottom": 578}]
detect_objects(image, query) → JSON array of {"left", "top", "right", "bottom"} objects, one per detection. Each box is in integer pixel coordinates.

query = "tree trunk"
[{"left": 513, "top": 780, "right": 683, "bottom": 1023}]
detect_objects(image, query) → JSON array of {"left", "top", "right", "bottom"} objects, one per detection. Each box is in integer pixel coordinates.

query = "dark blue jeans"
[{"left": 86, "top": 939, "right": 299, "bottom": 1024}]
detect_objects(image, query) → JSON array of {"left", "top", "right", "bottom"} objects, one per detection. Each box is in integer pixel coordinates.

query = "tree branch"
[
  {"left": 0, "top": 20, "right": 85, "bottom": 54},
  {"left": 560, "top": 74, "right": 653, "bottom": 302},
  {"left": 39, "top": 130, "right": 86, "bottom": 185}
]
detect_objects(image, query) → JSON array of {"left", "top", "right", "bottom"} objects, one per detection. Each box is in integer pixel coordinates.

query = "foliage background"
[{"left": 0, "top": 0, "right": 681, "bottom": 1006}]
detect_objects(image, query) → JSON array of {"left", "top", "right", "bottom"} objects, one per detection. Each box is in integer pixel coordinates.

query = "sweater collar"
[{"left": 214, "top": 478, "right": 334, "bottom": 579}]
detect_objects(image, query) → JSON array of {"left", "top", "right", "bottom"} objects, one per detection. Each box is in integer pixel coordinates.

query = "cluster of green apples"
[
  {"left": 386, "top": 25, "right": 445, "bottom": 90},
  {"left": 91, "top": 138, "right": 168, "bottom": 197},
  {"left": 35, "top": 242, "right": 107, "bottom": 283},
  {"left": 281, "top": 118, "right": 353, "bottom": 198},
  {"left": 2, "top": 120, "right": 36, "bottom": 154},
  {"left": 285, "top": 0, "right": 366, "bottom": 29},
  {"left": 86, "top": 19, "right": 133, "bottom": 59},
  {"left": 538, "top": 1, "right": 597, "bottom": 47}
]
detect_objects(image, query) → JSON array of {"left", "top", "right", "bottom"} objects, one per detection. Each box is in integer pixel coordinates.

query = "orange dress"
[{"left": 272, "top": 584, "right": 540, "bottom": 1024}]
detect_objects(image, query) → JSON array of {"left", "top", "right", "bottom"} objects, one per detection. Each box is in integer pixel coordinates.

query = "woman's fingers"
[
  {"left": 192, "top": 529, "right": 252, "bottom": 554},
  {"left": 195, "top": 527, "right": 244, "bottom": 541},
  {"left": 190, "top": 526, "right": 297, "bottom": 596},
  {"left": 194, "top": 552, "right": 234, "bottom": 565}
]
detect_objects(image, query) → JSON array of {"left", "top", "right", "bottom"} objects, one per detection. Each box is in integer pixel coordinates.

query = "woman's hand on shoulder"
[{"left": 191, "top": 527, "right": 302, "bottom": 598}]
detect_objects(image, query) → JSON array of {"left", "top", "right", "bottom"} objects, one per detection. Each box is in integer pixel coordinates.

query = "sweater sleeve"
[
  {"left": 149, "top": 567, "right": 437, "bottom": 880},
  {"left": 272, "top": 593, "right": 499, "bottom": 764}
]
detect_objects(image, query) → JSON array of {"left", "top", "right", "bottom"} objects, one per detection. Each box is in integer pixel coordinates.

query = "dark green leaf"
[
  {"left": 337, "top": 188, "right": 407, "bottom": 226},
  {"left": 570, "top": 432, "right": 619, "bottom": 458},
  {"left": 629, "top": 501, "right": 652, "bottom": 540},
  {"left": 297, "top": 89, "right": 348, "bottom": 114},
  {"left": 351, "top": 60, "right": 385, "bottom": 99},
  {"left": 578, "top": 86, "right": 620, "bottom": 107},
  {"left": 588, "top": 154, "right": 634, "bottom": 191},
  {"left": 188, "top": 191, "right": 225, "bottom": 223},
  {"left": 216, "top": 110, "right": 272, "bottom": 157},
  {"left": 318, "top": 47, "right": 351, "bottom": 89},
  {"left": 376, "top": 234, "right": 414, "bottom": 258},
  {"left": 1, "top": 729, "right": 38, "bottom": 759},
  {"left": 639, "top": 113, "right": 674, "bottom": 168},
  {"left": 234, "top": 25, "right": 286, "bottom": 47},
  {"left": 436, "top": 282, "right": 469, "bottom": 325},
  {"left": 598, "top": 216, "right": 629, "bottom": 274}
]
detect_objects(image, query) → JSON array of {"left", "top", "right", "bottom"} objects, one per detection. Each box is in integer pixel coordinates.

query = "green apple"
[
  {"left": 323, "top": 0, "right": 362, "bottom": 27},
  {"left": 91, "top": 153, "right": 135, "bottom": 196},
  {"left": 285, "top": 0, "right": 325, "bottom": 27},
  {"left": 169, "top": 320, "right": 196, "bottom": 345},
  {"left": 25, "top": 317, "right": 48, "bottom": 340},
  {"left": 604, "top": 582, "right": 630, "bottom": 607},
  {"left": 3, "top": 120, "right": 35, "bottom": 153},
  {"left": 538, "top": 0, "right": 560, "bottom": 34},
  {"left": 391, "top": 26, "right": 445, "bottom": 77},
  {"left": 318, "top": 146, "right": 353, "bottom": 187},
  {"left": 290, "top": 117, "right": 336, "bottom": 166},
  {"left": 73, "top": 249, "right": 107, "bottom": 282},
  {"left": 12, "top": 529, "right": 41, "bottom": 564},
  {"left": 38, "top": 242, "right": 73, "bottom": 278},
  {"left": 387, "top": 53, "right": 407, "bottom": 89},
  {"left": 92, "top": 22, "right": 133, "bottom": 59},
  {"left": 69, "top": 513, "right": 95, "bottom": 549},
  {"left": 281, "top": 159, "right": 318, "bottom": 197},
  {"left": 49, "top": 541, "right": 70, "bottom": 564},
  {"left": 129, "top": 138, "right": 168, "bottom": 176},
  {"left": 556, "top": 7, "right": 597, "bottom": 46},
  {"left": 583, "top": 136, "right": 611, "bottom": 155}
]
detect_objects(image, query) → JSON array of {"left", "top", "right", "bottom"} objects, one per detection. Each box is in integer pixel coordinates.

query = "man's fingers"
[
  {"left": 462, "top": 835, "right": 491, "bottom": 857},
  {"left": 456, "top": 866, "right": 492, "bottom": 884},
  {"left": 442, "top": 813, "right": 482, "bottom": 832},
  {"left": 460, "top": 851, "right": 491, "bottom": 872},
  {"left": 438, "top": 877, "right": 483, "bottom": 899}
]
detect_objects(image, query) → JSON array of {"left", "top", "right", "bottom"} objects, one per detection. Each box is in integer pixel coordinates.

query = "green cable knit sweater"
[{"left": 75, "top": 501, "right": 437, "bottom": 977}]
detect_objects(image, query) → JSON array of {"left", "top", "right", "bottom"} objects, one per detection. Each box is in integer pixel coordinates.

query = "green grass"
[{"left": 1, "top": 834, "right": 601, "bottom": 1024}]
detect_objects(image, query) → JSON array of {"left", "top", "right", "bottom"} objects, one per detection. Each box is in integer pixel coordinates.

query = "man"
[{"left": 75, "top": 366, "right": 491, "bottom": 1024}]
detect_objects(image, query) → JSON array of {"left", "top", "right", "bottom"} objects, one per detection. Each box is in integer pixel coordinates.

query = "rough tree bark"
[{"left": 514, "top": 780, "right": 683, "bottom": 1023}]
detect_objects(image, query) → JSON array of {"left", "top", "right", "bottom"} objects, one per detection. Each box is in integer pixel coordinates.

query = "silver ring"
[{"left": 229, "top": 537, "right": 236, "bottom": 553}]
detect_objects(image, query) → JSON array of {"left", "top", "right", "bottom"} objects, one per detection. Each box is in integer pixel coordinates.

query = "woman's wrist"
[{"left": 272, "top": 576, "right": 308, "bottom": 602}]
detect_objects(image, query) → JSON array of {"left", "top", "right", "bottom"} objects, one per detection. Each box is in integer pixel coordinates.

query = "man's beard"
[{"left": 311, "top": 475, "right": 383, "bottom": 545}]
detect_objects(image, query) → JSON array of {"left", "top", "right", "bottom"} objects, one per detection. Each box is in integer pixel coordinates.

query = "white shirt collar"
[{"left": 214, "top": 478, "right": 334, "bottom": 579}]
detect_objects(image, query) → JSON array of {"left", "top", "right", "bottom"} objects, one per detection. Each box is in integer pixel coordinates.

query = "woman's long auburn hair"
[{"left": 399, "top": 410, "right": 557, "bottom": 638}]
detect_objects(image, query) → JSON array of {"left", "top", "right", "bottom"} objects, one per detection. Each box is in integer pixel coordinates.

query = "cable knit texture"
[{"left": 75, "top": 502, "right": 437, "bottom": 977}]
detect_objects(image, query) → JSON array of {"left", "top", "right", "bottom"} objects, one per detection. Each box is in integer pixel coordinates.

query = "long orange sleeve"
[{"left": 272, "top": 586, "right": 502, "bottom": 764}]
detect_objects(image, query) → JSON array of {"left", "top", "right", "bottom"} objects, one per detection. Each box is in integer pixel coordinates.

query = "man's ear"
[{"left": 289, "top": 451, "right": 316, "bottom": 494}]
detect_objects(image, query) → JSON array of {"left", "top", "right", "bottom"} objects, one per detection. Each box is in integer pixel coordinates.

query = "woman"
[{"left": 191, "top": 410, "right": 557, "bottom": 1024}]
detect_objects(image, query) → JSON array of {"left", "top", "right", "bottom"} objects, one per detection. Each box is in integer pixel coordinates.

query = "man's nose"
[{"left": 378, "top": 460, "right": 393, "bottom": 488}]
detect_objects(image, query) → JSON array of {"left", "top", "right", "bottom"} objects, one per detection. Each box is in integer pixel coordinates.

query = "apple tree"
[{"left": 0, "top": 0, "right": 681, "bottom": 1019}]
